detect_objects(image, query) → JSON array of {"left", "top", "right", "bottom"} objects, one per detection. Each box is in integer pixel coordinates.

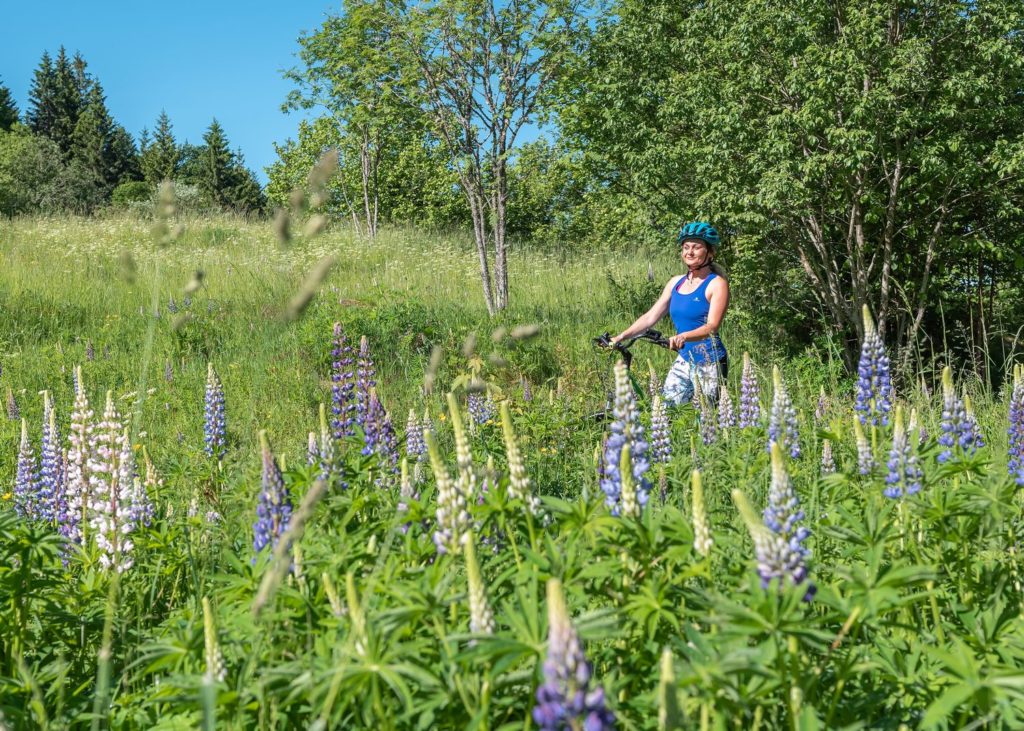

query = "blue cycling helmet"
[{"left": 677, "top": 221, "right": 720, "bottom": 248}]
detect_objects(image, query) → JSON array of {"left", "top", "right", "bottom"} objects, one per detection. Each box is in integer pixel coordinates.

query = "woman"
[{"left": 610, "top": 221, "right": 729, "bottom": 406}]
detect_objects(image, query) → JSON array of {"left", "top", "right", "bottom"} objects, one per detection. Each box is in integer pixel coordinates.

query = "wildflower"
[
  {"left": 448, "top": 393, "right": 478, "bottom": 503},
  {"left": 14, "top": 418, "right": 40, "bottom": 520},
  {"left": 854, "top": 416, "right": 875, "bottom": 475},
  {"left": 252, "top": 431, "right": 292, "bottom": 558},
  {"left": 307, "top": 431, "right": 319, "bottom": 466},
  {"left": 355, "top": 335, "right": 376, "bottom": 428},
  {"left": 6, "top": 386, "right": 19, "bottom": 420},
  {"left": 1009, "top": 365, "right": 1024, "bottom": 486},
  {"left": 398, "top": 458, "right": 414, "bottom": 531},
  {"left": 500, "top": 402, "right": 541, "bottom": 515},
  {"left": 733, "top": 463, "right": 815, "bottom": 600},
  {"left": 695, "top": 376, "right": 717, "bottom": 446},
  {"left": 164, "top": 359, "right": 173, "bottom": 383},
  {"left": 88, "top": 393, "right": 135, "bottom": 572},
  {"left": 38, "top": 392, "right": 65, "bottom": 523},
  {"left": 938, "top": 367, "right": 983, "bottom": 463},
  {"left": 854, "top": 306, "right": 893, "bottom": 426},
  {"left": 363, "top": 389, "right": 399, "bottom": 477},
  {"left": 204, "top": 363, "right": 227, "bottom": 460},
  {"left": 202, "top": 596, "right": 226, "bottom": 683},
  {"left": 532, "top": 578, "right": 615, "bottom": 731},
  {"left": 647, "top": 360, "right": 659, "bottom": 401},
  {"left": 649, "top": 395, "right": 672, "bottom": 464},
  {"left": 426, "top": 428, "right": 470, "bottom": 555},
  {"left": 718, "top": 384, "right": 737, "bottom": 430},
  {"left": 467, "top": 390, "right": 496, "bottom": 425},
  {"left": 167, "top": 295, "right": 178, "bottom": 314},
  {"left": 601, "top": 361, "right": 652, "bottom": 516},
  {"left": 64, "top": 366, "right": 94, "bottom": 546},
  {"left": 884, "top": 407, "right": 923, "bottom": 499},
  {"left": 821, "top": 439, "right": 836, "bottom": 475},
  {"left": 464, "top": 532, "right": 495, "bottom": 636},
  {"left": 739, "top": 352, "right": 761, "bottom": 428},
  {"left": 330, "top": 323, "right": 356, "bottom": 440},
  {"left": 814, "top": 386, "right": 828, "bottom": 424},
  {"left": 316, "top": 403, "right": 338, "bottom": 486},
  {"left": 522, "top": 376, "right": 533, "bottom": 402},
  {"left": 86, "top": 340, "right": 95, "bottom": 362},
  {"left": 691, "top": 470, "right": 713, "bottom": 557},
  {"left": 768, "top": 366, "right": 801, "bottom": 459}
]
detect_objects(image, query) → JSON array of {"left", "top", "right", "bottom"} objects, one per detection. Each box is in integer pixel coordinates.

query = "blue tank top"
[{"left": 669, "top": 273, "right": 727, "bottom": 364}]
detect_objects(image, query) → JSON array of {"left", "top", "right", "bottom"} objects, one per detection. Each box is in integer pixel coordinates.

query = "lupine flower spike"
[
  {"left": 317, "top": 403, "right": 338, "bottom": 487},
  {"left": 815, "top": 386, "right": 828, "bottom": 425},
  {"left": 854, "top": 306, "right": 893, "bottom": 426},
  {"left": 447, "top": 393, "right": 477, "bottom": 503},
  {"left": 406, "top": 409, "right": 427, "bottom": 484},
  {"left": 738, "top": 352, "right": 761, "bottom": 428},
  {"left": 426, "top": 428, "right": 469, "bottom": 555},
  {"left": 363, "top": 390, "right": 399, "bottom": 477},
  {"left": 204, "top": 363, "right": 226, "bottom": 460},
  {"left": 500, "top": 402, "right": 541, "bottom": 515},
  {"left": 464, "top": 531, "right": 495, "bottom": 636},
  {"left": 202, "top": 596, "right": 226, "bottom": 682},
  {"left": 14, "top": 418, "right": 40, "bottom": 519},
  {"left": 691, "top": 470, "right": 713, "bottom": 557},
  {"left": 355, "top": 335, "right": 376, "bottom": 428},
  {"left": 39, "top": 392, "right": 64, "bottom": 523},
  {"left": 854, "top": 415, "right": 875, "bottom": 475},
  {"left": 6, "top": 386, "right": 20, "bottom": 420},
  {"left": 650, "top": 395, "right": 672, "bottom": 464},
  {"left": 601, "top": 361, "right": 652, "bottom": 516},
  {"left": 718, "top": 384, "right": 737, "bottom": 430},
  {"left": 252, "top": 431, "right": 292, "bottom": 558},
  {"left": 647, "top": 360, "right": 659, "bottom": 401},
  {"left": 522, "top": 376, "right": 533, "bottom": 403},
  {"left": 468, "top": 390, "right": 496, "bottom": 426},
  {"left": 532, "top": 578, "right": 615, "bottom": 730},
  {"left": 89, "top": 392, "right": 135, "bottom": 572},
  {"left": 330, "top": 323, "right": 356, "bottom": 440},
  {"left": 307, "top": 431, "right": 319, "bottom": 467},
  {"left": 768, "top": 366, "right": 801, "bottom": 459},
  {"left": 64, "top": 365, "right": 94, "bottom": 546},
  {"left": 1009, "top": 365, "right": 1024, "bottom": 486},
  {"left": 885, "top": 406, "right": 923, "bottom": 499},
  {"left": 695, "top": 376, "right": 717, "bottom": 446},
  {"left": 821, "top": 439, "right": 836, "bottom": 475},
  {"left": 938, "top": 367, "right": 983, "bottom": 463}
]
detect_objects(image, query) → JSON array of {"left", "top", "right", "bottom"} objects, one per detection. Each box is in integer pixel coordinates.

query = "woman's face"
[{"left": 680, "top": 239, "right": 710, "bottom": 268}]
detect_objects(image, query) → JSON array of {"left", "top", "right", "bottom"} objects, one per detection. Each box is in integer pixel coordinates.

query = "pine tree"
[
  {"left": 0, "top": 77, "right": 18, "bottom": 131},
  {"left": 108, "top": 124, "right": 141, "bottom": 184},
  {"left": 26, "top": 51, "right": 56, "bottom": 135},
  {"left": 27, "top": 47, "right": 88, "bottom": 156},
  {"left": 69, "top": 80, "right": 115, "bottom": 202},
  {"left": 196, "top": 118, "right": 236, "bottom": 208},
  {"left": 141, "top": 110, "right": 180, "bottom": 184}
]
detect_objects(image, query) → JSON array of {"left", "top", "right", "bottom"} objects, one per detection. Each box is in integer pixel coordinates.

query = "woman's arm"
[
  {"left": 610, "top": 277, "right": 680, "bottom": 345},
  {"left": 667, "top": 278, "right": 730, "bottom": 349}
]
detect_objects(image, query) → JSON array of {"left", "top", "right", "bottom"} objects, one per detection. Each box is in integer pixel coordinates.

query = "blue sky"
[{"left": 1, "top": 0, "right": 333, "bottom": 183}]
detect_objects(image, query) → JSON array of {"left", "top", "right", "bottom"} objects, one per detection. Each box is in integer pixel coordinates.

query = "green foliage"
[
  {"left": 111, "top": 180, "right": 152, "bottom": 207},
  {"left": 141, "top": 110, "right": 181, "bottom": 185},
  {"left": 190, "top": 119, "right": 265, "bottom": 215},
  {"left": 0, "top": 78, "right": 18, "bottom": 132},
  {"left": 0, "top": 125, "right": 64, "bottom": 216}
]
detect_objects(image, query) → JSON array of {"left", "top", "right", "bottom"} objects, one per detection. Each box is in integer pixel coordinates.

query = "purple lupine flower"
[
  {"left": 962, "top": 396, "right": 985, "bottom": 453},
  {"left": 467, "top": 390, "right": 496, "bottom": 426},
  {"left": 650, "top": 395, "right": 672, "bottom": 464},
  {"left": 695, "top": 376, "right": 717, "bottom": 446},
  {"left": 330, "top": 323, "right": 356, "bottom": 440},
  {"left": 64, "top": 366, "right": 93, "bottom": 546},
  {"left": 317, "top": 403, "right": 339, "bottom": 486},
  {"left": 522, "top": 377, "right": 533, "bottom": 403},
  {"left": 14, "top": 418, "right": 40, "bottom": 519},
  {"left": 601, "top": 361, "right": 651, "bottom": 516},
  {"left": 854, "top": 306, "right": 893, "bottom": 426},
  {"left": 6, "top": 386, "right": 19, "bottom": 420},
  {"left": 938, "top": 367, "right": 983, "bottom": 463},
  {"left": 426, "top": 427, "right": 470, "bottom": 555},
  {"left": 204, "top": 363, "right": 226, "bottom": 460},
  {"left": 821, "top": 439, "right": 835, "bottom": 475},
  {"left": 768, "top": 366, "right": 800, "bottom": 459},
  {"left": 86, "top": 340, "right": 95, "bottom": 362},
  {"left": 739, "top": 352, "right": 761, "bottom": 428},
  {"left": 252, "top": 430, "right": 292, "bottom": 558},
  {"left": 164, "top": 359, "right": 174, "bottom": 384},
  {"left": 362, "top": 390, "right": 400, "bottom": 479},
  {"left": 718, "top": 385, "right": 737, "bottom": 430},
  {"left": 38, "top": 392, "right": 64, "bottom": 523},
  {"left": 307, "top": 431, "right": 319, "bottom": 467},
  {"left": 814, "top": 386, "right": 828, "bottom": 425},
  {"left": 761, "top": 444, "right": 814, "bottom": 600},
  {"left": 406, "top": 409, "right": 427, "bottom": 461},
  {"left": 533, "top": 578, "right": 616, "bottom": 731},
  {"left": 355, "top": 336, "right": 376, "bottom": 428},
  {"left": 1009, "top": 365, "right": 1024, "bottom": 486},
  {"left": 167, "top": 295, "right": 178, "bottom": 314},
  {"left": 854, "top": 416, "right": 875, "bottom": 475},
  {"left": 88, "top": 393, "right": 135, "bottom": 572},
  {"left": 884, "top": 407, "right": 923, "bottom": 499}
]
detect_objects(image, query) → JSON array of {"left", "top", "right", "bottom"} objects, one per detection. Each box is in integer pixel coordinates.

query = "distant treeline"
[{"left": 0, "top": 47, "right": 264, "bottom": 217}]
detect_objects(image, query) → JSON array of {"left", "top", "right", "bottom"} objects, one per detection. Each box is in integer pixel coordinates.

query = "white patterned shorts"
[{"left": 662, "top": 356, "right": 724, "bottom": 407}]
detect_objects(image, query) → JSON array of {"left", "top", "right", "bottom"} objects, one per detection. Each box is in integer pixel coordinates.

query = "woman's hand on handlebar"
[{"left": 668, "top": 333, "right": 686, "bottom": 350}]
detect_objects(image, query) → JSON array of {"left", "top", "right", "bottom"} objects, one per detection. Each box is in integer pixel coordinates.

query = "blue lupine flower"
[
  {"left": 854, "top": 416, "right": 875, "bottom": 475},
  {"left": 1009, "top": 365, "right": 1024, "bottom": 486},
  {"left": 600, "top": 361, "right": 652, "bottom": 516},
  {"left": 694, "top": 375, "right": 717, "bottom": 446},
  {"left": 884, "top": 407, "right": 923, "bottom": 499},
  {"left": 86, "top": 340, "right": 95, "bottom": 362},
  {"left": 167, "top": 295, "right": 178, "bottom": 314},
  {"left": 252, "top": 431, "right": 292, "bottom": 558},
  {"left": 854, "top": 306, "right": 893, "bottom": 426},
  {"left": 718, "top": 385, "right": 737, "bottom": 430},
  {"left": 522, "top": 377, "right": 533, "bottom": 403},
  {"left": 650, "top": 395, "right": 672, "bottom": 464},
  {"left": 362, "top": 389, "right": 399, "bottom": 474},
  {"left": 938, "top": 367, "right": 983, "bottom": 463},
  {"left": 467, "top": 390, "right": 497, "bottom": 426},
  {"left": 406, "top": 409, "right": 427, "bottom": 460},
  {"left": 6, "top": 386, "right": 19, "bottom": 420},
  {"left": 821, "top": 439, "right": 836, "bottom": 475},
  {"left": 814, "top": 386, "right": 828, "bottom": 425},
  {"left": 768, "top": 366, "right": 801, "bottom": 459},
  {"left": 330, "top": 323, "right": 356, "bottom": 440},
  {"left": 739, "top": 352, "right": 761, "bottom": 428},
  {"left": 38, "top": 392, "right": 64, "bottom": 523},
  {"left": 533, "top": 578, "right": 616, "bottom": 731},
  {"left": 355, "top": 336, "right": 376, "bottom": 428},
  {"left": 14, "top": 418, "right": 40, "bottom": 519},
  {"left": 204, "top": 363, "right": 227, "bottom": 460}
]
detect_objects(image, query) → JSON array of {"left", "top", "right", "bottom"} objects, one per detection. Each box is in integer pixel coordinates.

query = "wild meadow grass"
[{"left": 2, "top": 213, "right": 1024, "bottom": 729}]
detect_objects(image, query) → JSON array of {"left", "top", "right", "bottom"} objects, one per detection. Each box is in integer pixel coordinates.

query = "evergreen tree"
[
  {"left": 25, "top": 51, "right": 57, "bottom": 136},
  {"left": 141, "top": 110, "right": 180, "bottom": 184},
  {"left": 0, "top": 78, "right": 18, "bottom": 131},
  {"left": 196, "top": 118, "right": 236, "bottom": 208},
  {"left": 68, "top": 80, "right": 118, "bottom": 208},
  {"left": 27, "top": 47, "right": 88, "bottom": 156},
  {"left": 108, "top": 124, "right": 141, "bottom": 184}
]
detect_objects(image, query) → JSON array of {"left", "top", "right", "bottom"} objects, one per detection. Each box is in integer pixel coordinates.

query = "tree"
[
  {"left": 566, "top": 0, "right": 1024, "bottom": 368},
  {"left": 0, "top": 125, "right": 65, "bottom": 215},
  {"left": 0, "top": 78, "right": 18, "bottom": 132},
  {"left": 193, "top": 119, "right": 264, "bottom": 214},
  {"left": 141, "top": 110, "right": 180, "bottom": 184},
  {"left": 390, "top": 0, "right": 589, "bottom": 314},
  {"left": 27, "top": 47, "right": 87, "bottom": 157}
]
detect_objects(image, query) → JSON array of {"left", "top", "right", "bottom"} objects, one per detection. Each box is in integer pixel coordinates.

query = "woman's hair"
[{"left": 709, "top": 261, "right": 728, "bottom": 279}]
